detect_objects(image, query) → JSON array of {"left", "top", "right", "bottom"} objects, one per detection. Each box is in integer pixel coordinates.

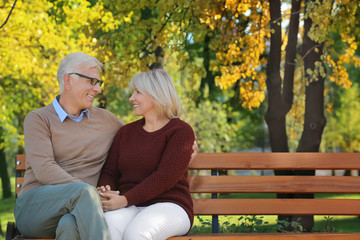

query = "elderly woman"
[{"left": 97, "top": 69, "right": 195, "bottom": 240}]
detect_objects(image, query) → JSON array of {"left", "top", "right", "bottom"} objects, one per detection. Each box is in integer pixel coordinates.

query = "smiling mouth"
[{"left": 87, "top": 95, "right": 95, "bottom": 99}]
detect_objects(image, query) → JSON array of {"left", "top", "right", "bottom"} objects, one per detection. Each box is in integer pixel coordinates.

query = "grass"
[
  {"left": 190, "top": 192, "right": 360, "bottom": 233},
  {"left": 1, "top": 178, "right": 360, "bottom": 239},
  {"left": 190, "top": 214, "right": 360, "bottom": 234},
  {"left": 0, "top": 177, "right": 16, "bottom": 240}
]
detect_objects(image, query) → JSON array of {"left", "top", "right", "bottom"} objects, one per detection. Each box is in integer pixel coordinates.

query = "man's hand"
[{"left": 99, "top": 192, "right": 128, "bottom": 211}]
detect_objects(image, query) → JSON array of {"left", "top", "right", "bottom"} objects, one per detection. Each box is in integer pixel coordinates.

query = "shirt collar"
[{"left": 52, "top": 95, "right": 89, "bottom": 122}]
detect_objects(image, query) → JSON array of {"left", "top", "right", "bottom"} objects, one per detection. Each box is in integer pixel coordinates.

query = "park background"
[{"left": 0, "top": 0, "right": 360, "bottom": 238}]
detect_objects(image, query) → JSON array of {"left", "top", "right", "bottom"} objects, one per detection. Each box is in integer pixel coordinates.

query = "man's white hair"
[{"left": 57, "top": 52, "right": 103, "bottom": 92}]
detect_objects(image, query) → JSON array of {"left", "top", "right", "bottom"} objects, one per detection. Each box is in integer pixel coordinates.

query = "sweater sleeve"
[
  {"left": 124, "top": 122, "right": 195, "bottom": 206},
  {"left": 97, "top": 129, "right": 122, "bottom": 190},
  {"left": 24, "top": 111, "right": 82, "bottom": 185}
]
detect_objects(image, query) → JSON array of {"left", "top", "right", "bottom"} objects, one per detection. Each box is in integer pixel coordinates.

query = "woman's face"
[{"left": 129, "top": 89, "right": 156, "bottom": 117}]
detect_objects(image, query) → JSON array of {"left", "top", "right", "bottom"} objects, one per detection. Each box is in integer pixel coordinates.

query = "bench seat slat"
[
  {"left": 193, "top": 199, "right": 360, "bottom": 215},
  {"left": 15, "top": 233, "right": 360, "bottom": 240},
  {"left": 168, "top": 233, "right": 360, "bottom": 240},
  {"left": 189, "top": 153, "right": 360, "bottom": 170},
  {"left": 189, "top": 175, "right": 360, "bottom": 193}
]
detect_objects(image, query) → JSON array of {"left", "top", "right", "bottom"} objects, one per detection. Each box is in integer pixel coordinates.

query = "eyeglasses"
[{"left": 68, "top": 73, "right": 104, "bottom": 87}]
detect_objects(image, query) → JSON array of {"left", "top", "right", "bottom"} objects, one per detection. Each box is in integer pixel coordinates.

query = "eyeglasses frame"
[{"left": 68, "top": 72, "right": 104, "bottom": 87}]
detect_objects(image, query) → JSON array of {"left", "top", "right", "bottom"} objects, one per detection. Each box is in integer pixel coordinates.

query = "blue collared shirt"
[{"left": 52, "top": 95, "right": 89, "bottom": 122}]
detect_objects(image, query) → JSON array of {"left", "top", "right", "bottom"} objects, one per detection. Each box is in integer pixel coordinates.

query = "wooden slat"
[
  {"left": 193, "top": 199, "right": 360, "bottom": 215},
  {"left": 188, "top": 175, "right": 360, "bottom": 193},
  {"left": 17, "top": 153, "right": 360, "bottom": 171},
  {"left": 14, "top": 153, "right": 360, "bottom": 240},
  {"left": 16, "top": 177, "right": 24, "bottom": 194},
  {"left": 16, "top": 154, "right": 26, "bottom": 171},
  {"left": 168, "top": 233, "right": 360, "bottom": 240},
  {"left": 16, "top": 233, "right": 360, "bottom": 240},
  {"left": 17, "top": 234, "right": 360, "bottom": 240},
  {"left": 16, "top": 234, "right": 360, "bottom": 240},
  {"left": 189, "top": 153, "right": 360, "bottom": 170}
]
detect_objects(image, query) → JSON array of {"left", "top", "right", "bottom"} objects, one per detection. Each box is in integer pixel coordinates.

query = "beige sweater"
[{"left": 19, "top": 104, "right": 123, "bottom": 196}]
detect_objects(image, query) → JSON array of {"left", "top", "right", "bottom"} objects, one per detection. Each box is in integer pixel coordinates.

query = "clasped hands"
[{"left": 97, "top": 185, "right": 128, "bottom": 212}]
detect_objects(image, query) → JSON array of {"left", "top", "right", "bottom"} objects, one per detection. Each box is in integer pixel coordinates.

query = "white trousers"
[{"left": 104, "top": 202, "right": 191, "bottom": 240}]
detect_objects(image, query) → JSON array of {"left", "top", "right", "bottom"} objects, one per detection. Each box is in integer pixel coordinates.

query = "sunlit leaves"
[
  {"left": 99, "top": 0, "right": 271, "bottom": 109},
  {"left": 323, "top": 83, "right": 360, "bottom": 152},
  {"left": 195, "top": 0, "right": 271, "bottom": 109},
  {"left": 307, "top": 0, "right": 359, "bottom": 89},
  {"left": 0, "top": 0, "right": 118, "bottom": 151},
  {"left": 1, "top": 0, "right": 359, "bottom": 154}
]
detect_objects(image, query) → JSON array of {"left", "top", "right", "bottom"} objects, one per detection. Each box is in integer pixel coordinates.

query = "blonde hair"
[
  {"left": 57, "top": 52, "right": 103, "bottom": 93},
  {"left": 129, "top": 69, "right": 181, "bottom": 119}
]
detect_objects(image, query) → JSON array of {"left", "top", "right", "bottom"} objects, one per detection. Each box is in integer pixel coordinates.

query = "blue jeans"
[{"left": 14, "top": 182, "right": 111, "bottom": 240}]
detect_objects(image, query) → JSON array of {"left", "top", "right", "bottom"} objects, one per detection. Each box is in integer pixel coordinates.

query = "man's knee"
[
  {"left": 67, "top": 182, "right": 95, "bottom": 193},
  {"left": 56, "top": 214, "right": 79, "bottom": 240},
  {"left": 67, "top": 182, "right": 99, "bottom": 202},
  {"left": 77, "top": 182, "right": 99, "bottom": 197},
  {"left": 65, "top": 182, "right": 103, "bottom": 216}
]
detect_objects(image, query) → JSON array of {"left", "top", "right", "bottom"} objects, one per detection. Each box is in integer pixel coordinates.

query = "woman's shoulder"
[
  {"left": 170, "top": 118, "right": 194, "bottom": 135},
  {"left": 117, "top": 118, "right": 143, "bottom": 135},
  {"left": 173, "top": 118, "right": 192, "bottom": 128},
  {"left": 123, "top": 118, "right": 143, "bottom": 128}
]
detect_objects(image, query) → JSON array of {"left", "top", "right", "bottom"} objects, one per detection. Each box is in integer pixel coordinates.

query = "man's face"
[{"left": 68, "top": 67, "right": 102, "bottom": 111}]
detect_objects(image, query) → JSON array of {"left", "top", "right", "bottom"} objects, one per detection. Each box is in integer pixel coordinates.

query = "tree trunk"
[
  {"left": 265, "top": 0, "right": 289, "bottom": 153},
  {"left": 266, "top": 0, "right": 321, "bottom": 232},
  {"left": 298, "top": 0, "right": 326, "bottom": 153},
  {"left": 0, "top": 145, "right": 12, "bottom": 199},
  {"left": 282, "top": 0, "right": 328, "bottom": 231},
  {"left": 293, "top": 0, "right": 326, "bottom": 230},
  {"left": 199, "top": 33, "right": 216, "bottom": 101},
  {"left": 265, "top": 0, "right": 292, "bottom": 229}
]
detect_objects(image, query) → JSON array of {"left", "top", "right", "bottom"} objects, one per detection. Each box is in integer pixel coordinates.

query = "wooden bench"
[{"left": 6, "top": 152, "right": 360, "bottom": 240}]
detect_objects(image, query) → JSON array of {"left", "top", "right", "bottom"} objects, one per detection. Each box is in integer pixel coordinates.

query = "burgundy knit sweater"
[{"left": 98, "top": 117, "right": 195, "bottom": 226}]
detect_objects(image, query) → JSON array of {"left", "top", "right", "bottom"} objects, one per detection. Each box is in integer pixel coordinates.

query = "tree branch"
[
  {"left": 0, "top": 0, "right": 17, "bottom": 30},
  {"left": 283, "top": 0, "right": 302, "bottom": 113}
]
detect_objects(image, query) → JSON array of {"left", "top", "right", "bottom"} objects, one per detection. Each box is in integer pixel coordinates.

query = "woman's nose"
[{"left": 129, "top": 93, "right": 135, "bottom": 102}]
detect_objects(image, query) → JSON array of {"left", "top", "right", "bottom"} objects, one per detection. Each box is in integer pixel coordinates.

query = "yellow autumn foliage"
[{"left": 0, "top": 0, "right": 118, "bottom": 150}]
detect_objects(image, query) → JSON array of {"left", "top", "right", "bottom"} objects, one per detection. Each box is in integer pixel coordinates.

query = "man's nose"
[{"left": 93, "top": 83, "right": 102, "bottom": 92}]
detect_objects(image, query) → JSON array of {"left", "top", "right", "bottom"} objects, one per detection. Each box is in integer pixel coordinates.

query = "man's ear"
[{"left": 64, "top": 74, "right": 72, "bottom": 89}]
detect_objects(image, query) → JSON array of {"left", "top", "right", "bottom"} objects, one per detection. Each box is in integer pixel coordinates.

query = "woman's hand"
[
  {"left": 97, "top": 185, "right": 121, "bottom": 203},
  {"left": 99, "top": 192, "right": 128, "bottom": 211},
  {"left": 97, "top": 185, "right": 110, "bottom": 193},
  {"left": 97, "top": 185, "right": 120, "bottom": 194},
  {"left": 189, "top": 137, "right": 198, "bottom": 164}
]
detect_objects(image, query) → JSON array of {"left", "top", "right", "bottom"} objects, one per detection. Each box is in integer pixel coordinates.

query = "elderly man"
[
  {"left": 14, "top": 52, "right": 197, "bottom": 240},
  {"left": 14, "top": 52, "right": 120, "bottom": 240}
]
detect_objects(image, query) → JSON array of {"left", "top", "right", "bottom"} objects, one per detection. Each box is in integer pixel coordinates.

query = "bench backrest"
[
  {"left": 188, "top": 152, "right": 360, "bottom": 216},
  {"left": 15, "top": 154, "right": 26, "bottom": 195},
  {"left": 16, "top": 153, "right": 360, "bottom": 215}
]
